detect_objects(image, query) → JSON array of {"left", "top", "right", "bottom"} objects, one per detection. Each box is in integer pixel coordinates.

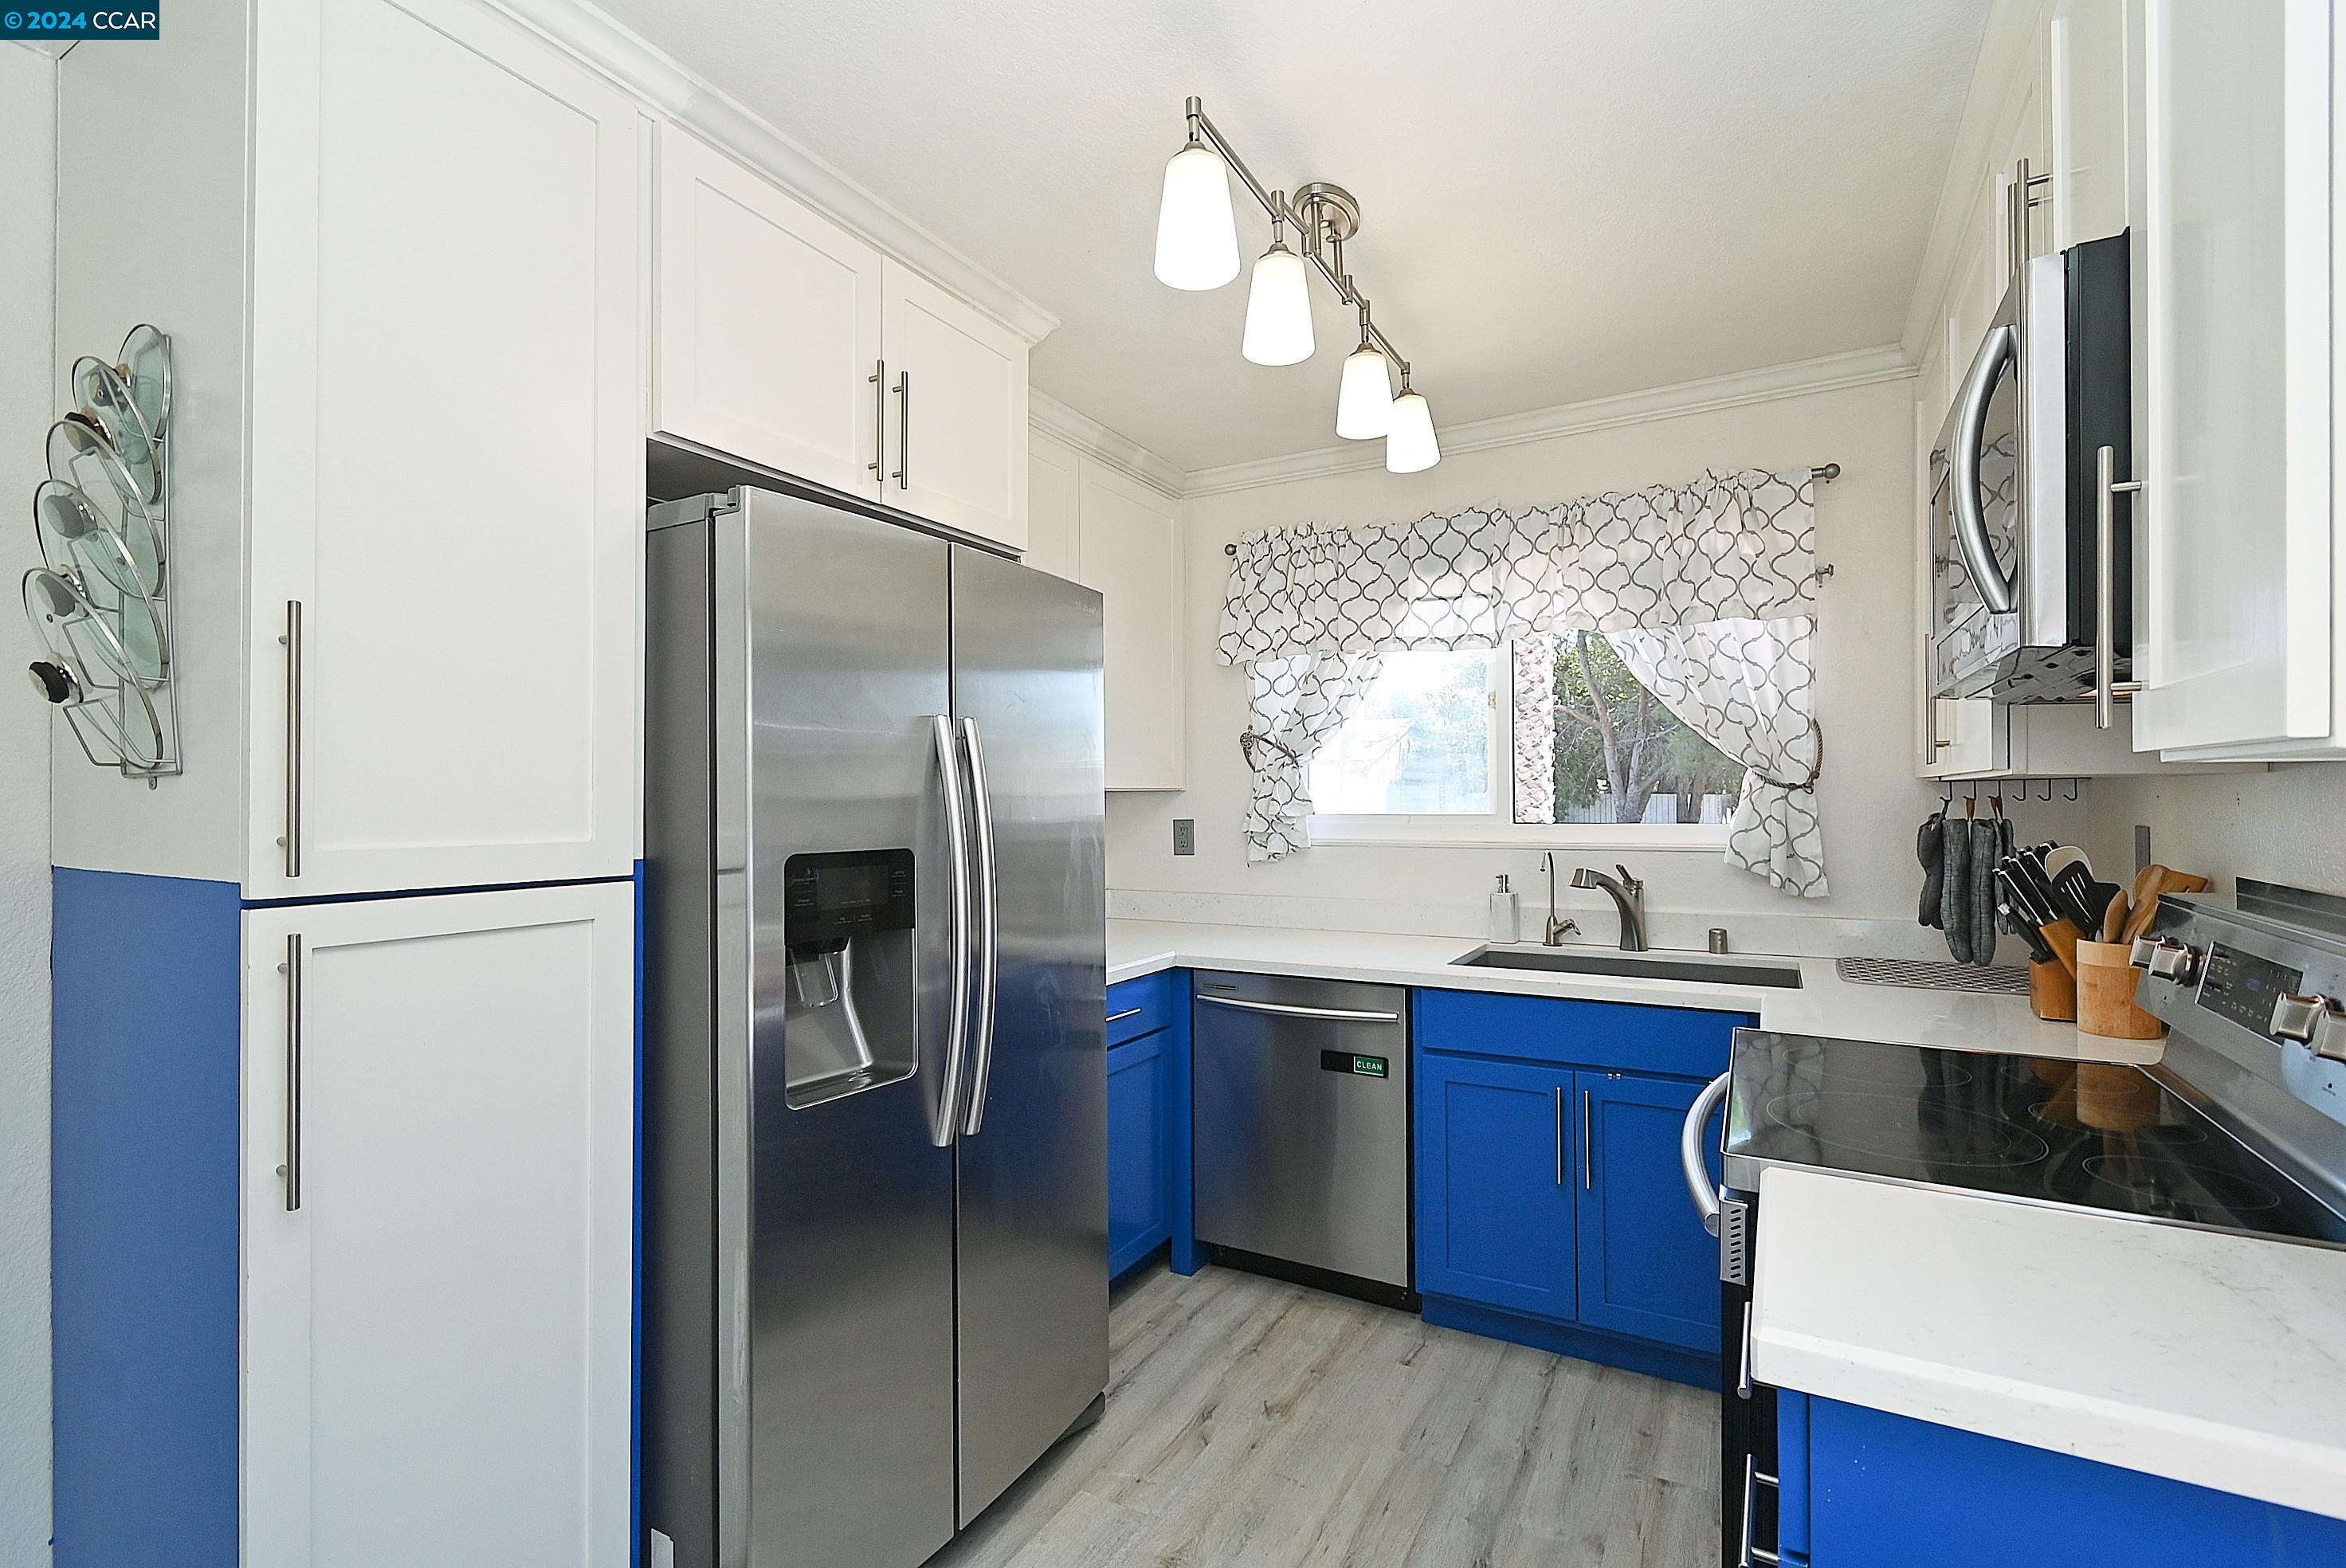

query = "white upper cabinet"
[
  {"left": 2131, "top": 0, "right": 2339, "bottom": 757},
  {"left": 880, "top": 258, "right": 1030, "bottom": 549},
  {"left": 1024, "top": 429, "right": 1081, "bottom": 582},
  {"left": 242, "top": 883, "right": 634, "bottom": 1568},
  {"left": 1076, "top": 459, "right": 1186, "bottom": 791},
  {"left": 653, "top": 126, "right": 885, "bottom": 497},
  {"left": 2048, "top": 0, "right": 2131, "bottom": 249},
  {"left": 651, "top": 135, "right": 1031, "bottom": 551},
  {"left": 245, "top": 0, "right": 643, "bottom": 897}
]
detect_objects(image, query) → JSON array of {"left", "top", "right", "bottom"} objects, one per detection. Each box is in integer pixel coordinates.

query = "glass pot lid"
[
  {"left": 116, "top": 323, "right": 171, "bottom": 438},
  {"left": 33, "top": 478, "right": 162, "bottom": 598},
  {"left": 20, "top": 569, "right": 165, "bottom": 767},
  {"left": 69, "top": 355, "right": 158, "bottom": 503},
  {"left": 45, "top": 417, "right": 161, "bottom": 578}
]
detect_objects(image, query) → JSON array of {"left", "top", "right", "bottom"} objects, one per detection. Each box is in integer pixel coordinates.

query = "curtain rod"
[{"left": 1222, "top": 463, "right": 1844, "bottom": 556}]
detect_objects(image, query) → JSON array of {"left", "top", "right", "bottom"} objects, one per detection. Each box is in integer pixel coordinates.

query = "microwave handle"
[{"left": 1949, "top": 321, "right": 2020, "bottom": 616}]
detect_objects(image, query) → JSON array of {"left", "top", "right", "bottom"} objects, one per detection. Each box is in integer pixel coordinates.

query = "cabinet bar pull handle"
[
  {"left": 1554, "top": 1087, "right": 1566, "bottom": 1186},
  {"left": 280, "top": 601, "right": 303, "bottom": 877},
  {"left": 868, "top": 359, "right": 886, "bottom": 479},
  {"left": 2094, "top": 443, "right": 2146, "bottom": 728},
  {"left": 281, "top": 933, "right": 303, "bottom": 1211},
  {"left": 1737, "top": 1299, "right": 1756, "bottom": 1400},
  {"left": 1580, "top": 1087, "right": 1594, "bottom": 1189},
  {"left": 1107, "top": 1007, "right": 1144, "bottom": 1024},
  {"left": 890, "top": 370, "right": 911, "bottom": 491}
]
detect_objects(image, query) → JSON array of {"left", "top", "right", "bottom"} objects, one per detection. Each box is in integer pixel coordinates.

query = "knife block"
[
  {"left": 2076, "top": 939, "right": 2167, "bottom": 1041},
  {"left": 2028, "top": 957, "right": 2077, "bottom": 1022}
]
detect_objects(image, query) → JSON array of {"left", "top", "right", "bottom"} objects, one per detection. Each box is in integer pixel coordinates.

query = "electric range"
[{"left": 1698, "top": 880, "right": 2346, "bottom": 1568}]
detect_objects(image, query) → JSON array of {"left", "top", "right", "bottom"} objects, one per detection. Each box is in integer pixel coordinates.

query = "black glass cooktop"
[{"left": 1723, "top": 1032, "right": 2346, "bottom": 1245}]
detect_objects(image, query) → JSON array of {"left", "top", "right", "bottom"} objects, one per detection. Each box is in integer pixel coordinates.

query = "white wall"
[
  {"left": 2096, "top": 770, "right": 2346, "bottom": 899},
  {"left": 0, "top": 41, "right": 55, "bottom": 1568},
  {"left": 1106, "top": 374, "right": 2103, "bottom": 956}
]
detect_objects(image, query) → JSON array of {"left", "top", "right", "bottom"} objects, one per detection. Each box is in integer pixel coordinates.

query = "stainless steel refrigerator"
[{"left": 642, "top": 484, "right": 1109, "bottom": 1568}]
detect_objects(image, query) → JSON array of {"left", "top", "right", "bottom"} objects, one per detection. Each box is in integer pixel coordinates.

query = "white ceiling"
[{"left": 596, "top": 0, "right": 1991, "bottom": 473}]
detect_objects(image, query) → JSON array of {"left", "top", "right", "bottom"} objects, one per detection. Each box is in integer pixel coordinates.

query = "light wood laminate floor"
[{"left": 931, "top": 1264, "right": 1720, "bottom": 1568}]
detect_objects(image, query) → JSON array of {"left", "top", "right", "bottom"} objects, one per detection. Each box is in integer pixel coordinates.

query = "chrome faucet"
[
  {"left": 1540, "top": 853, "right": 1579, "bottom": 947},
  {"left": 1571, "top": 864, "right": 1647, "bottom": 951}
]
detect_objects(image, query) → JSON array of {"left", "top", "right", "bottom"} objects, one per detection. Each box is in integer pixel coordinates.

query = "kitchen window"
[{"left": 1307, "top": 640, "right": 1739, "bottom": 847}]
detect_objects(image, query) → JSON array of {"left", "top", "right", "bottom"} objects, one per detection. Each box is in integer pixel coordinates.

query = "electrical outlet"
[
  {"left": 1172, "top": 818, "right": 1195, "bottom": 857},
  {"left": 2134, "top": 825, "right": 2152, "bottom": 876}
]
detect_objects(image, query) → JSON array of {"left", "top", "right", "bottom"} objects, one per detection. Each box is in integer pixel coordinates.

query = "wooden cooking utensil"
[
  {"left": 2039, "top": 917, "right": 2082, "bottom": 978},
  {"left": 2101, "top": 888, "right": 2128, "bottom": 942}
]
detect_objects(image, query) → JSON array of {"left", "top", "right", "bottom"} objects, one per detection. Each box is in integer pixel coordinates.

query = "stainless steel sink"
[{"left": 1452, "top": 946, "right": 1803, "bottom": 989}]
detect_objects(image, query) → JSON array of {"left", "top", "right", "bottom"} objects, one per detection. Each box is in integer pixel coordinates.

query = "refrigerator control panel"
[{"left": 784, "top": 848, "right": 916, "bottom": 947}]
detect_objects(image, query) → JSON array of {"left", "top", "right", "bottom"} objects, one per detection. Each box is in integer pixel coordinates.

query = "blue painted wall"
[{"left": 51, "top": 871, "right": 242, "bottom": 1568}]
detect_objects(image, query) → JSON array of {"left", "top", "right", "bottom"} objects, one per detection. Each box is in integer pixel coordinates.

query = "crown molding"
[
  {"left": 1899, "top": 0, "right": 2047, "bottom": 360},
  {"left": 1180, "top": 344, "right": 1916, "bottom": 498},
  {"left": 495, "top": 0, "right": 1061, "bottom": 346},
  {"left": 1028, "top": 390, "right": 1187, "bottom": 499}
]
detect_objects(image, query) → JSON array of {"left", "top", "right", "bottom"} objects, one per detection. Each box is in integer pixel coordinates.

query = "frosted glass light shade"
[
  {"left": 1153, "top": 145, "right": 1240, "bottom": 290},
  {"left": 1242, "top": 244, "right": 1315, "bottom": 365},
  {"left": 1385, "top": 388, "right": 1440, "bottom": 473},
  {"left": 1335, "top": 346, "right": 1392, "bottom": 438}
]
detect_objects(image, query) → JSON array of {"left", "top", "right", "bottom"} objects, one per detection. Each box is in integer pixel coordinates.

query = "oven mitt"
[
  {"left": 1940, "top": 813, "right": 1972, "bottom": 962},
  {"left": 1917, "top": 809, "right": 1945, "bottom": 928},
  {"left": 1969, "top": 816, "right": 2004, "bottom": 965}
]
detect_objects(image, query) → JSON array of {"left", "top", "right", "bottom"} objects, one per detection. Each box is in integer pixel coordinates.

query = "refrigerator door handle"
[
  {"left": 959, "top": 715, "right": 1001, "bottom": 1135},
  {"left": 933, "top": 714, "right": 975, "bottom": 1145}
]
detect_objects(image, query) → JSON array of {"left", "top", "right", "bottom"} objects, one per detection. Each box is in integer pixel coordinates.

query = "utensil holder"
[
  {"left": 2028, "top": 957, "right": 2077, "bottom": 1021},
  {"left": 2076, "top": 939, "right": 2166, "bottom": 1041}
]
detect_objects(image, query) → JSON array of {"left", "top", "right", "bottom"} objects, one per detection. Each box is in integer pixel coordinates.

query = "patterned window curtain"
[
  {"left": 1239, "top": 653, "right": 1383, "bottom": 861},
  {"left": 1218, "top": 468, "right": 1826, "bottom": 889},
  {"left": 1609, "top": 617, "right": 1826, "bottom": 897}
]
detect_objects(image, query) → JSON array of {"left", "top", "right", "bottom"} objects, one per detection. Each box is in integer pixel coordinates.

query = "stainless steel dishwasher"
[{"left": 1191, "top": 970, "right": 1412, "bottom": 1299}]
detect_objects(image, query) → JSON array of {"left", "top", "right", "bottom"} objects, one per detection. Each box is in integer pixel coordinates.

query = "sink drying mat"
[{"left": 1834, "top": 956, "right": 2031, "bottom": 995}]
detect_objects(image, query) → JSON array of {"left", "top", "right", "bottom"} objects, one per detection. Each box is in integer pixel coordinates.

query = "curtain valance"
[{"left": 1217, "top": 468, "right": 1818, "bottom": 666}]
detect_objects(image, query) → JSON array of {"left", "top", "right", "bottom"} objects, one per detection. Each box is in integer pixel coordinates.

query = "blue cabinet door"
[
  {"left": 1415, "top": 1052, "right": 1577, "bottom": 1318},
  {"left": 1574, "top": 1070, "right": 1725, "bottom": 1353},
  {"left": 1796, "top": 1396, "right": 2346, "bottom": 1567},
  {"left": 1107, "top": 1031, "right": 1170, "bottom": 1278}
]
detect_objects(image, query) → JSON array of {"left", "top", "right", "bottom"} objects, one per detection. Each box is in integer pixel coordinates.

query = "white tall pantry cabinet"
[
  {"left": 1026, "top": 429, "right": 1187, "bottom": 790},
  {"left": 49, "top": 2, "right": 639, "bottom": 1562}
]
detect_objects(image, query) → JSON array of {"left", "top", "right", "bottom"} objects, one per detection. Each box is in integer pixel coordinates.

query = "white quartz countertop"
[
  {"left": 1751, "top": 1166, "right": 2346, "bottom": 1522},
  {"left": 1106, "top": 919, "right": 2163, "bottom": 1064}
]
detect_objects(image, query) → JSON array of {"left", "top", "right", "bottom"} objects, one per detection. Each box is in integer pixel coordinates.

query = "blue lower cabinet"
[
  {"left": 1107, "top": 1030, "right": 1171, "bottom": 1279},
  {"left": 1783, "top": 1394, "right": 2346, "bottom": 1566},
  {"left": 1412, "top": 988, "right": 1744, "bottom": 1386},
  {"left": 1105, "top": 970, "right": 1197, "bottom": 1280},
  {"left": 1415, "top": 1053, "right": 1579, "bottom": 1318},
  {"left": 1574, "top": 1070, "right": 1724, "bottom": 1354}
]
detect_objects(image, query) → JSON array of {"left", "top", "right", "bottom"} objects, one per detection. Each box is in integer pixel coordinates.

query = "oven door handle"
[
  {"left": 1684, "top": 1070, "right": 1731, "bottom": 1237},
  {"left": 1948, "top": 319, "right": 2021, "bottom": 616}
]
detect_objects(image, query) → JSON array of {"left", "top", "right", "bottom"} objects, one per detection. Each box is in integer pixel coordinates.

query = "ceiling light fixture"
[
  {"left": 1385, "top": 370, "right": 1441, "bottom": 474},
  {"left": 1153, "top": 96, "right": 1438, "bottom": 470},
  {"left": 1153, "top": 139, "right": 1239, "bottom": 290},
  {"left": 1241, "top": 200, "right": 1314, "bottom": 366},
  {"left": 1334, "top": 303, "right": 1391, "bottom": 440}
]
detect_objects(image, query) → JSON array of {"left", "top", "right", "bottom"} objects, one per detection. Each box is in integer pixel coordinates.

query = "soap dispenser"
[{"left": 1489, "top": 874, "right": 1521, "bottom": 944}]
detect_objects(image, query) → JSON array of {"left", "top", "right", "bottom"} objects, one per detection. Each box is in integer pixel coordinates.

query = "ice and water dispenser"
[{"left": 779, "top": 848, "right": 918, "bottom": 1108}]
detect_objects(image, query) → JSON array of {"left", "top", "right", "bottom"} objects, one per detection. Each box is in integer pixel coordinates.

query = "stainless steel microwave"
[{"left": 1928, "top": 231, "right": 2132, "bottom": 702}]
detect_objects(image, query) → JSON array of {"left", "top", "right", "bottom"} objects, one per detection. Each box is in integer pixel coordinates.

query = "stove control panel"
[{"left": 2195, "top": 943, "right": 2305, "bottom": 1040}]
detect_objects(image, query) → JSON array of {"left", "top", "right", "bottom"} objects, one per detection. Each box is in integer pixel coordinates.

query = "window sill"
[{"left": 1304, "top": 816, "right": 1733, "bottom": 851}]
